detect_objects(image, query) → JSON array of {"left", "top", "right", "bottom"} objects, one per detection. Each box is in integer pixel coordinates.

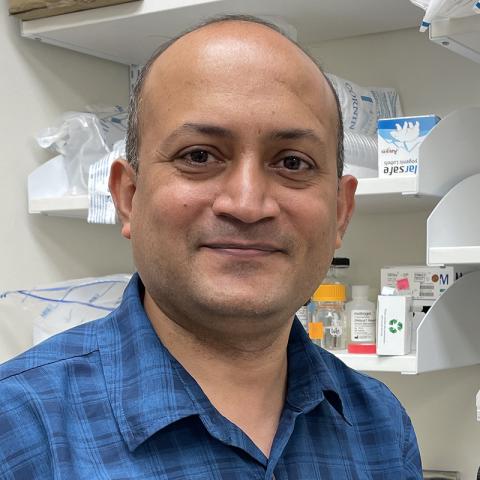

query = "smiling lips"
[{"left": 202, "top": 242, "right": 285, "bottom": 257}]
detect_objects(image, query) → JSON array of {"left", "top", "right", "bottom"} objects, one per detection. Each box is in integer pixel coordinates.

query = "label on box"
[
  {"left": 381, "top": 266, "right": 462, "bottom": 303},
  {"left": 377, "top": 295, "right": 412, "bottom": 356},
  {"left": 378, "top": 115, "right": 440, "bottom": 178}
]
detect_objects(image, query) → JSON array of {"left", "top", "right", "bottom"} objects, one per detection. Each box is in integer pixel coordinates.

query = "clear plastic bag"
[
  {"left": 36, "top": 112, "right": 109, "bottom": 195},
  {"left": 0, "top": 275, "right": 131, "bottom": 362},
  {"left": 35, "top": 106, "right": 127, "bottom": 195},
  {"left": 343, "top": 132, "right": 378, "bottom": 178},
  {"left": 85, "top": 105, "right": 127, "bottom": 150}
]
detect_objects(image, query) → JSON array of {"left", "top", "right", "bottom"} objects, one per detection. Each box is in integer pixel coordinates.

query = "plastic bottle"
[
  {"left": 346, "top": 285, "right": 377, "bottom": 354},
  {"left": 310, "top": 284, "right": 347, "bottom": 350}
]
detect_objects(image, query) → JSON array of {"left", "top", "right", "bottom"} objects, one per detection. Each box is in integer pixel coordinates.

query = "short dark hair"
[{"left": 126, "top": 14, "right": 344, "bottom": 177}]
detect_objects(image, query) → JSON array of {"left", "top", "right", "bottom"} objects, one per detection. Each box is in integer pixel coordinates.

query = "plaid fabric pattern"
[{"left": 0, "top": 274, "right": 422, "bottom": 479}]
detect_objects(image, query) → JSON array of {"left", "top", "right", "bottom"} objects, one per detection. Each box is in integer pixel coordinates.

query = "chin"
[{"left": 194, "top": 288, "right": 285, "bottom": 320}]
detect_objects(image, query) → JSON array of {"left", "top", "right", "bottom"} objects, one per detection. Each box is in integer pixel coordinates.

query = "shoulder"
[
  {"left": 0, "top": 317, "right": 111, "bottom": 475},
  {"left": 0, "top": 317, "right": 109, "bottom": 409}
]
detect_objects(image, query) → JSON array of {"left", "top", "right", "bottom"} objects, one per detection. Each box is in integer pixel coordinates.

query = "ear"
[
  {"left": 335, "top": 174, "right": 357, "bottom": 249},
  {"left": 109, "top": 159, "right": 136, "bottom": 240}
]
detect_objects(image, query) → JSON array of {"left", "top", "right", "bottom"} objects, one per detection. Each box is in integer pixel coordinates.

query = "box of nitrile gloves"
[{"left": 378, "top": 115, "right": 440, "bottom": 178}]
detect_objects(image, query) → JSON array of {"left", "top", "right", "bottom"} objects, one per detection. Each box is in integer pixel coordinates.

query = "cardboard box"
[
  {"left": 378, "top": 115, "right": 440, "bottom": 178},
  {"left": 380, "top": 265, "right": 466, "bottom": 308},
  {"left": 377, "top": 295, "right": 412, "bottom": 356},
  {"left": 9, "top": 0, "right": 139, "bottom": 21}
]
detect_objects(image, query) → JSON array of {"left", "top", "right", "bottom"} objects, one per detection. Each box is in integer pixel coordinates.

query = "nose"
[{"left": 211, "top": 156, "right": 281, "bottom": 224}]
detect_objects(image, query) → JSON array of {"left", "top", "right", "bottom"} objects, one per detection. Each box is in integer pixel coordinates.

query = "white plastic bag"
[
  {"left": 327, "top": 74, "right": 402, "bottom": 136},
  {"left": 88, "top": 139, "right": 126, "bottom": 224},
  {"left": 0, "top": 297, "right": 34, "bottom": 364},
  {"left": 0, "top": 275, "right": 131, "bottom": 359}
]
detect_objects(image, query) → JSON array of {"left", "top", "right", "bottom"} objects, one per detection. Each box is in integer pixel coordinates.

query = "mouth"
[{"left": 200, "top": 242, "right": 286, "bottom": 257}]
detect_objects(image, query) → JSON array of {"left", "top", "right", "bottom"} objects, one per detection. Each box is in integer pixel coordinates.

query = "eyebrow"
[
  {"left": 163, "top": 123, "right": 234, "bottom": 145},
  {"left": 268, "top": 128, "right": 324, "bottom": 144},
  {"left": 163, "top": 123, "right": 325, "bottom": 146}
]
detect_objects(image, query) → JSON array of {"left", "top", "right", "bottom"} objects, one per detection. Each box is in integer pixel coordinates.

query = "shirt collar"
[{"left": 98, "top": 274, "right": 351, "bottom": 452}]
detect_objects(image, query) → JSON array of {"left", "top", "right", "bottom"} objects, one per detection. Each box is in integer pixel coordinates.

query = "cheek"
[
  {"left": 285, "top": 190, "right": 337, "bottom": 242},
  {"left": 132, "top": 177, "right": 212, "bottom": 238},
  {"left": 285, "top": 193, "right": 338, "bottom": 271}
]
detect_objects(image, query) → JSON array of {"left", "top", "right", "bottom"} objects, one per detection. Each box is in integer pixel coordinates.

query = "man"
[{"left": 0, "top": 15, "right": 422, "bottom": 479}]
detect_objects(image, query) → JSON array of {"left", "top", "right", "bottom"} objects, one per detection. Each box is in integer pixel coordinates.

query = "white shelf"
[
  {"left": 335, "top": 352, "right": 418, "bottom": 375},
  {"left": 429, "top": 246, "right": 480, "bottom": 265},
  {"left": 335, "top": 269, "right": 480, "bottom": 374},
  {"left": 19, "top": 0, "right": 422, "bottom": 65},
  {"left": 29, "top": 195, "right": 89, "bottom": 218},
  {"left": 430, "top": 15, "right": 480, "bottom": 64},
  {"left": 427, "top": 173, "right": 480, "bottom": 266},
  {"left": 355, "top": 177, "right": 438, "bottom": 214}
]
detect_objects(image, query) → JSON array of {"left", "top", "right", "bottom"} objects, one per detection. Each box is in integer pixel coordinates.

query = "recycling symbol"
[{"left": 389, "top": 319, "right": 403, "bottom": 334}]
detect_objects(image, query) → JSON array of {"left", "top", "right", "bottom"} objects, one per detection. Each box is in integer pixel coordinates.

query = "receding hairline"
[
  {"left": 127, "top": 14, "right": 344, "bottom": 177},
  {"left": 141, "top": 18, "right": 335, "bottom": 110}
]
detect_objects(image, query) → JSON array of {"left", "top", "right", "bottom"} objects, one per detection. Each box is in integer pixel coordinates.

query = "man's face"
[{"left": 112, "top": 22, "right": 356, "bottom": 331}]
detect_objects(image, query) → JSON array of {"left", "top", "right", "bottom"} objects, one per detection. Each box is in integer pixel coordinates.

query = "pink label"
[{"left": 396, "top": 277, "right": 410, "bottom": 291}]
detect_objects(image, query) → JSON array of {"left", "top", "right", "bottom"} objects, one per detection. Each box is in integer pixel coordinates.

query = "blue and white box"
[{"left": 378, "top": 115, "right": 440, "bottom": 178}]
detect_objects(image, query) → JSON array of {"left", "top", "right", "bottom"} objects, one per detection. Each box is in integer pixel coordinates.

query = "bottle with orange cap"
[{"left": 309, "top": 283, "right": 348, "bottom": 350}]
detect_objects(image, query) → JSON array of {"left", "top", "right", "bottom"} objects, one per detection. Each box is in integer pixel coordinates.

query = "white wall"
[
  {"left": 310, "top": 29, "right": 480, "bottom": 478},
  {"left": 0, "top": 9, "right": 134, "bottom": 292},
  {"left": 1, "top": 8, "right": 479, "bottom": 477}
]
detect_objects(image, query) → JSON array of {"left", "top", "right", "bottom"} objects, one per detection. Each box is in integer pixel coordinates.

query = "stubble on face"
[{"left": 130, "top": 21, "right": 341, "bottom": 338}]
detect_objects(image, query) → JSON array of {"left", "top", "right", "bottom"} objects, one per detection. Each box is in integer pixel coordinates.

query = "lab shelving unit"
[
  {"left": 336, "top": 269, "right": 480, "bottom": 374},
  {"left": 19, "top": 1, "right": 480, "bottom": 374},
  {"left": 333, "top": 109, "right": 480, "bottom": 374}
]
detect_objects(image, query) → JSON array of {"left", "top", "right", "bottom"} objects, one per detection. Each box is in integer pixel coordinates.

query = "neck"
[{"left": 144, "top": 291, "right": 293, "bottom": 457}]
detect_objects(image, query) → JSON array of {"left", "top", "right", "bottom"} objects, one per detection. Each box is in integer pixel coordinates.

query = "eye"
[
  {"left": 182, "top": 149, "right": 213, "bottom": 165},
  {"left": 275, "top": 155, "right": 313, "bottom": 171},
  {"left": 173, "top": 147, "right": 225, "bottom": 175}
]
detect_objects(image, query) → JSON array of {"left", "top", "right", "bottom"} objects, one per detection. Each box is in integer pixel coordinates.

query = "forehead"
[{"left": 140, "top": 21, "right": 338, "bottom": 138}]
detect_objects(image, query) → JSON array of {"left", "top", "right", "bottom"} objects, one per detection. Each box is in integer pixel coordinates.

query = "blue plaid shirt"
[{"left": 0, "top": 274, "right": 422, "bottom": 479}]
